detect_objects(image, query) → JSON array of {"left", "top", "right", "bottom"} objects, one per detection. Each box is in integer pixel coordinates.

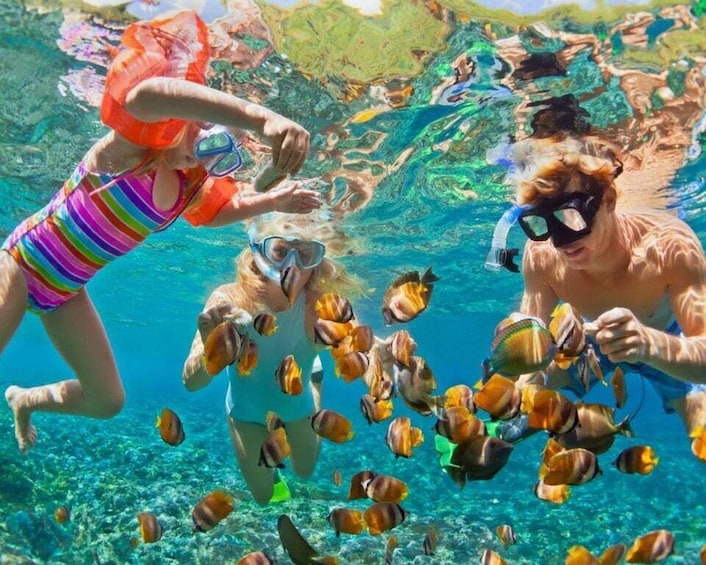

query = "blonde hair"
[
  {"left": 232, "top": 209, "right": 368, "bottom": 305},
  {"left": 509, "top": 137, "right": 623, "bottom": 206}
]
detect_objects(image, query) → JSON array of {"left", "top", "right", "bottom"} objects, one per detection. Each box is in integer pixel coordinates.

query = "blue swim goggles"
[
  {"left": 250, "top": 236, "right": 326, "bottom": 272},
  {"left": 193, "top": 124, "right": 245, "bottom": 177}
]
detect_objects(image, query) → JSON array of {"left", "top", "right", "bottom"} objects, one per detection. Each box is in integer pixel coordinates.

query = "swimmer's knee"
[{"left": 94, "top": 389, "right": 125, "bottom": 419}]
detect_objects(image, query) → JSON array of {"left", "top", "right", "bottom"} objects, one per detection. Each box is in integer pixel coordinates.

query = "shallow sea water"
[{"left": 1, "top": 0, "right": 706, "bottom": 563}]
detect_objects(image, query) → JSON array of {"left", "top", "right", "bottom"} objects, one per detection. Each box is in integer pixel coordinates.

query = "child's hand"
[
  {"left": 262, "top": 115, "right": 310, "bottom": 175},
  {"left": 198, "top": 301, "right": 252, "bottom": 343},
  {"left": 270, "top": 180, "right": 323, "bottom": 214}
]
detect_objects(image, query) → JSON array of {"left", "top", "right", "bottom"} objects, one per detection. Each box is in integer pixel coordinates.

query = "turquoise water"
[{"left": 1, "top": 0, "right": 706, "bottom": 563}]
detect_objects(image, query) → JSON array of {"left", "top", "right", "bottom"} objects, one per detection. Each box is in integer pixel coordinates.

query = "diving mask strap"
[{"left": 485, "top": 204, "right": 527, "bottom": 273}]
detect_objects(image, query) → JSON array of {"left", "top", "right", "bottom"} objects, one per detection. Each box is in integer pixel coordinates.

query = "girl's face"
[{"left": 162, "top": 124, "right": 200, "bottom": 170}]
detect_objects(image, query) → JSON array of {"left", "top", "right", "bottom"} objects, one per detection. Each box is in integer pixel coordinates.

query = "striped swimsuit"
[{"left": 2, "top": 161, "right": 199, "bottom": 313}]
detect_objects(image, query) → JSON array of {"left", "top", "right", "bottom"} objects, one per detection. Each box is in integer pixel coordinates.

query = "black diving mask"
[{"left": 517, "top": 191, "right": 603, "bottom": 248}]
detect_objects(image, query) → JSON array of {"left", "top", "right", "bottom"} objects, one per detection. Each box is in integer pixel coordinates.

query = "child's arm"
[{"left": 125, "top": 77, "right": 309, "bottom": 174}]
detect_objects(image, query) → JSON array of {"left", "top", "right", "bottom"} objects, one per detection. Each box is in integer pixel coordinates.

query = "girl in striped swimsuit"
[{"left": 1, "top": 12, "right": 322, "bottom": 453}]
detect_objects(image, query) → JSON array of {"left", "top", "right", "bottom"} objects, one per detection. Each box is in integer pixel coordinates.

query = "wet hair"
[{"left": 509, "top": 137, "right": 623, "bottom": 206}]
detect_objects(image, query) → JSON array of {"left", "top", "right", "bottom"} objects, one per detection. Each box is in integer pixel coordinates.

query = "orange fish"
[
  {"left": 54, "top": 505, "right": 70, "bottom": 524},
  {"left": 364, "top": 502, "right": 408, "bottom": 536},
  {"left": 203, "top": 320, "right": 243, "bottom": 375},
  {"left": 276, "top": 355, "right": 303, "bottom": 395},
  {"left": 543, "top": 448, "right": 601, "bottom": 486},
  {"left": 310, "top": 409, "right": 355, "bottom": 443},
  {"left": 524, "top": 389, "right": 579, "bottom": 435},
  {"left": 315, "top": 318, "right": 354, "bottom": 346},
  {"left": 348, "top": 470, "right": 376, "bottom": 500},
  {"left": 327, "top": 508, "right": 367, "bottom": 536},
  {"left": 480, "top": 549, "right": 508, "bottom": 565},
  {"left": 156, "top": 408, "right": 185, "bottom": 446},
  {"left": 394, "top": 356, "right": 438, "bottom": 416},
  {"left": 599, "top": 544, "right": 627, "bottom": 565},
  {"left": 364, "top": 352, "right": 394, "bottom": 401},
  {"left": 236, "top": 552, "right": 275, "bottom": 565},
  {"left": 362, "top": 474, "right": 408, "bottom": 504},
  {"left": 388, "top": 329, "right": 417, "bottom": 366},
  {"left": 280, "top": 265, "right": 305, "bottom": 307},
  {"left": 137, "top": 511, "right": 163, "bottom": 543},
  {"left": 237, "top": 340, "right": 258, "bottom": 375},
  {"left": 348, "top": 325, "right": 374, "bottom": 352},
  {"left": 335, "top": 351, "right": 369, "bottom": 383},
  {"left": 422, "top": 527, "right": 439, "bottom": 556},
  {"left": 625, "top": 529, "right": 674, "bottom": 563},
  {"left": 700, "top": 544, "right": 706, "bottom": 565},
  {"left": 496, "top": 524, "right": 516, "bottom": 546},
  {"left": 483, "top": 316, "right": 555, "bottom": 379},
  {"left": 533, "top": 479, "right": 571, "bottom": 504},
  {"left": 613, "top": 445, "right": 659, "bottom": 475},
  {"left": 433, "top": 405, "right": 486, "bottom": 443},
  {"left": 381, "top": 267, "right": 439, "bottom": 325},
  {"left": 612, "top": 366, "right": 627, "bottom": 408},
  {"left": 265, "top": 410, "right": 285, "bottom": 433},
  {"left": 360, "top": 394, "right": 394, "bottom": 424},
  {"left": 259, "top": 427, "right": 291, "bottom": 469},
  {"left": 538, "top": 437, "right": 566, "bottom": 479},
  {"left": 554, "top": 402, "right": 633, "bottom": 455},
  {"left": 316, "top": 293, "right": 354, "bottom": 323},
  {"left": 385, "top": 535, "right": 398, "bottom": 564},
  {"left": 332, "top": 469, "right": 343, "bottom": 487},
  {"left": 474, "top": 374, "right": 521, "bottom": 420},
  {"left": 253, "top": 312, "right": 278, "bottom": 336},
  {"left": 690, "top": 425, "right": 706, "bottom": 462},
  {"left": 386, "top": 416, "right": 424, "bottom": 458},
  {"left": 565, "top": 544, "right": 599, "bottom": 565},
  {"left": 445, "top": 435, "right": 513, "bottom": 487},
  {"left": 191, "top": 490, "right": 234, "bottom": 532},
  {"left": 444, "top": 384, "right": 475, "bottom": 413}
]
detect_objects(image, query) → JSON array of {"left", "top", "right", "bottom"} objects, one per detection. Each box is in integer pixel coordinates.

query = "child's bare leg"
[
  {"left": 5, "top": 288, "right": 125, "bottom": 452},
  {"left": 671, "top": 390, "right": 706, "bottom": 437},
  {"left": 227, "top": 416, "right": 273, "bottom": 505},
  {"left": 287, "top": 415, "right": 321, "bottom": 478},
  {"left": 0, "top": 251, "right": 29, "bottom": 352}
]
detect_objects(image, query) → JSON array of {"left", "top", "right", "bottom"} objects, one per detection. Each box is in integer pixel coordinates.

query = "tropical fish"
[
  {"left": 445, "top": 435, "right": 514, "bottom": 487},
  {"left": 701, "top": 544, "right": 706, "bottom": 565},
  {"left": 237, "top": 340, "right": 258, "bottom": 375},
  {"left": 276, "top": 355, "right": 303, "bottom": 395},
  {"left": 156, "top": 407, "right": 185, "bottom": 446},
  {"left": 422, "top": 527, "right": 439, "bottom": 556},
  {"left": 360, "top": 394, "right": 394, "bottom": 424},
  {"left": 203, "top": 320, "right": 243, "bottom": 375},
  {"left": 315, "top": 318, "right": 354, "bottom": 347},
  {"left": 433, "top": 405, "right": 486, "bottom": 443},
  {"left": 554, "top": 402, "right": 633, "bottom": 454},
  {"left": 538, "top": 437, "right": 566, "bottom": 479},
  {"left": 524, "top": 388, "right": 579, "bottom": 435},
  {"left": 364, "top": 502, "right": 409, "bottom": 536},
  {"left": 599, "top": 544, "right": 627, "bottom": 565},
  {"left": 316, "top": 293, "right": 354, "bottom": 323},
  {"left": 266, "top": 410, "right": 285, "bottom": 433},
  {"left": 362, "top": 474, "right": 408, "bottom": 504},
  {"left": 332, "top": 469, "right": 342, "bottom": 487},
  {"left": 483, "top": 316, "right": 555, "bottom": 379},
  {"left": 348, "top": 325, "right": 374, "bottom": 352},
  {"left": 280, "top": 265, "right": 305, "bottom": 307},
  {"left": 381, "top": 267, "right": 440, "bottom": 325},
  {"left": 278, "top": 514, "right": 340, "bottom": 565},
  {"left": 690, "top": 424, "right": 706, "bottom": 462},
  {"left": 327, "top": 508, "right": 366, "bottom": 536},
  {"left": 613, "top": 445, "right": 659, "bottom": 475},
  {"left": 385, "top": 535, "right": 398, "bottom": 565},
  {"left": 191, "top": 490, "right": 234, "bottom": 532},
  {"left": 236, "top": 552, "right": 276, "bottom": 565},
  {"left": 259, "top": 427, "right": 291, "bottom": 469},
  {"left": 394, "top": 356, "right": 438, "bottom": 416},
  {"left": 533, "top": 479, "right": 571, "bottom": 504},
  {"left": 496, "top": 525, "right": 517, "bottom": 546},
  {"left": 612, "top": 366, "right": 627, "bottom": 408},
  {"left": 565, "top": 544, "right": 599, "bottom": 565},
  {"left": 310, "top": 409, "right": 355, "bottom": 443},
  {"left": 480, "top": 549, "right": 508, "bottom": 565},
  {"left": 54, "top": 505, "right": 70, "bottom": 524},
  {"left": 625, "top": 529, "right": 674, "bottom": 563},
  {"left": 473, "top": 374, "right": 521, "bottom": 420},
  {"left": 443, "top": 384, "right": 475, "bottom": 413},
  {"left": 364, "top": 351, "right": 394, "bottom": 401},
  {"left": 386, "top": 416, "right": 424, "bottom": 458},
  {"left": 137, "top": 511, "right": 163, "bottom": 543},
  {"left": 388, "top": 329, "right": 417, "bottom": 367},
  {"left": 348, "top": 470, "right": 376, "bottom": 500},
  {"left": 335, "top": 351, "right": 369, "bottom": 383},
  {"left": 543, "top": 447, "right": 601, "bottom": 486},
  {"left": 253, "top": 312, "right": 277, "bottom": 336}
]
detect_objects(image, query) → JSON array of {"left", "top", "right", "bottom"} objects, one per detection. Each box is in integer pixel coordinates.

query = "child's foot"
[{"left": 5, "top": 386, "right": 37, "bottom": 453}]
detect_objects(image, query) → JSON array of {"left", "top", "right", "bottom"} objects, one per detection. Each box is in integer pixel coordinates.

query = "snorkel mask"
[
  {"left": 248, "top": 226, "right": 326, "bottom": 281},
  {"left": 193, "top": 124, "right": 245, "bottom": 177}
]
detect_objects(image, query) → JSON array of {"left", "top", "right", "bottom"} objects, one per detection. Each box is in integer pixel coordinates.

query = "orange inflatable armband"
[{"left": 100, "top": 10, "right": 210, "bottom": 148}]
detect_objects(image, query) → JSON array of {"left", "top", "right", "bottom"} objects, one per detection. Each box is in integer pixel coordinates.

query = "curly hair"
[{"left": 509, "top": 137, "right": 624, "bottom": 206}]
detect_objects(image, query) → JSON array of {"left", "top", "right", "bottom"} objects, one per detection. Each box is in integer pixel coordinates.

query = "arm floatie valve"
[{"left": 485, "top": 204, "right": 527, "bottom": 274}]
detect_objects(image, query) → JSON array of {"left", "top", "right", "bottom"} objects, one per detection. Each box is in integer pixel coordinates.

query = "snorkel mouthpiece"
[{"left": 485, "top": 204, "right": 527, "bottom": 273}]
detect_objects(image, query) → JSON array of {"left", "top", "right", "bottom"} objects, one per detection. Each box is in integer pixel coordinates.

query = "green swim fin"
[
  {"left": 485, "top": 419, "right": 502, "bottom": 439},
  {"left": 270, "top": 470, "right": 292, "bottom": 503},
  {"left": 434, "top": 434, "right": 457, "bottom": 469}
]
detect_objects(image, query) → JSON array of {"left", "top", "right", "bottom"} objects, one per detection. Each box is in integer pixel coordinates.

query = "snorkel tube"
[{"left": 484, "top": 204, "right": 527, "bottom": 273}]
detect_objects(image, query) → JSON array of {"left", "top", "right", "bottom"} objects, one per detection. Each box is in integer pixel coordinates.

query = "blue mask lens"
[
  {"left": 251, "top": 236, "right": 326, "bottom": 272},
  {"left": 193, "top": 125, "right": 244, "bottom": 177}
]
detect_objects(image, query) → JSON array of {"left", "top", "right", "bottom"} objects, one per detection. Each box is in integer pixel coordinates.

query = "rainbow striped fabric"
[{"left": 2, "top": 162, "right": 197, "bottom": 313}]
